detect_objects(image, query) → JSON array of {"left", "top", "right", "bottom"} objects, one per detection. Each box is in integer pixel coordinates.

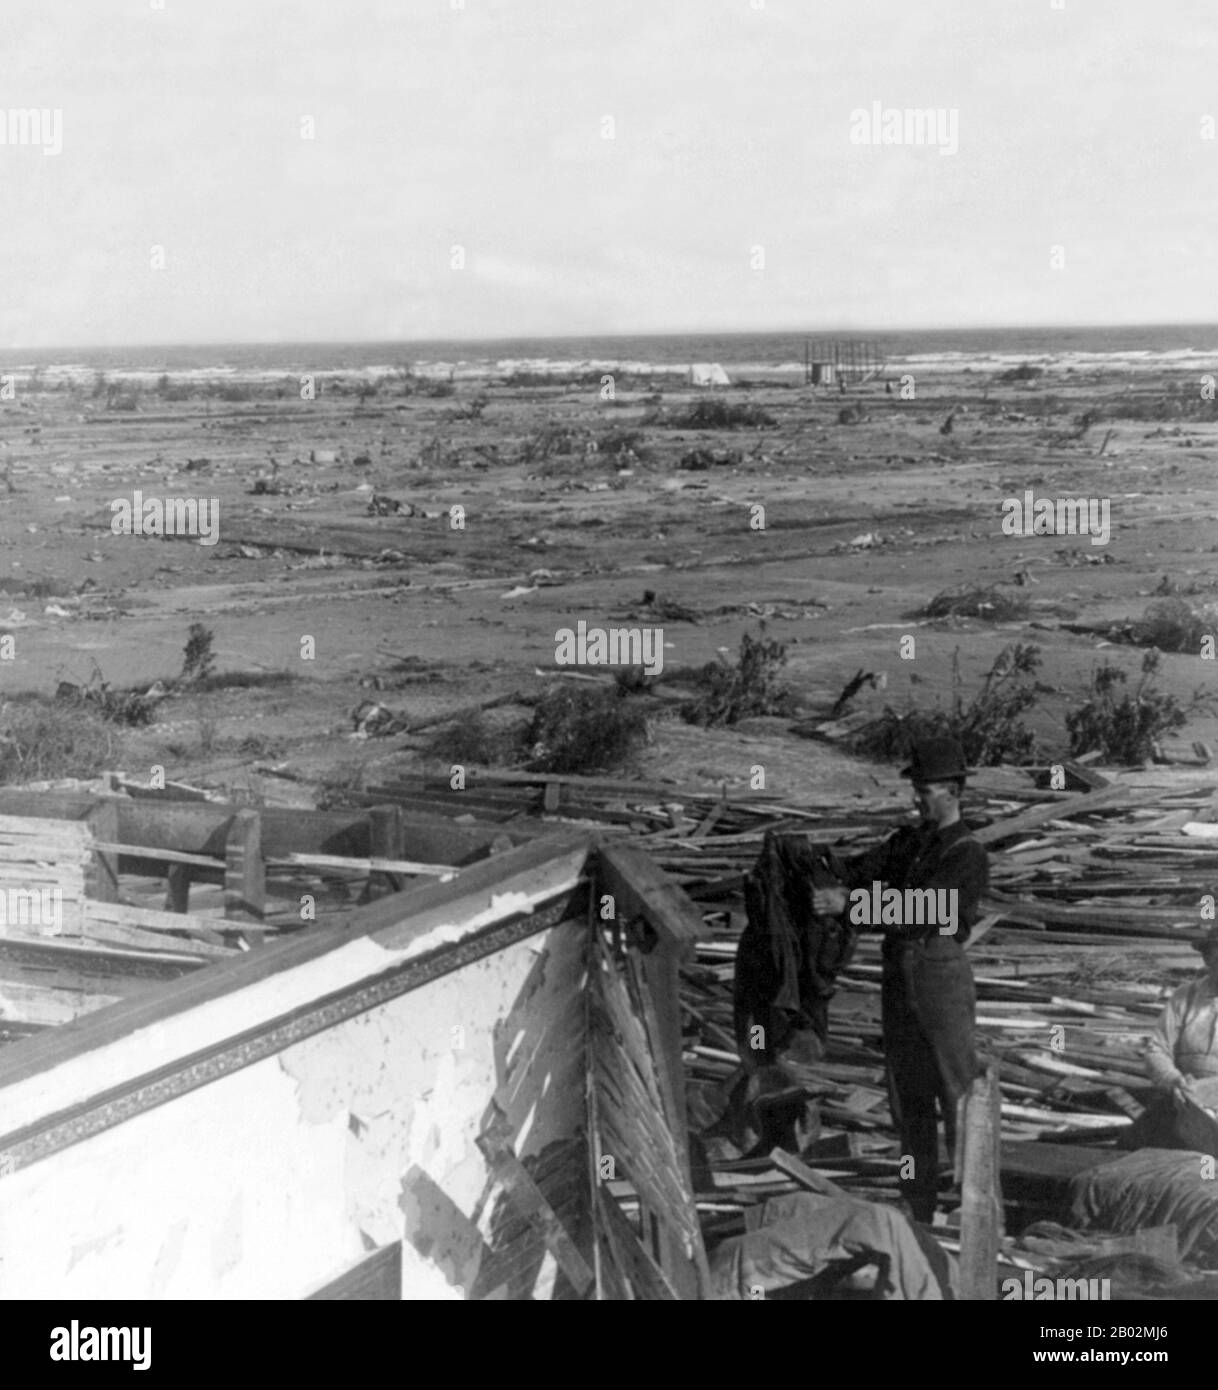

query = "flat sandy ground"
[{"left": 2, "top": 363, "right": 1216, "bottom": 807}]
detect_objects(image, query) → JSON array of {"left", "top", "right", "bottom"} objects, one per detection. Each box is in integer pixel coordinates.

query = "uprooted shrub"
[
  {"left": 0, "top": 695, "right": 123, "bottom": 784},
  {"left": 848, "top": 644, "right": 1044, "bottom": 767},
  {"left": 518, "top": 422, "right": 594, "bottom": 466},
  {"left": 920, "top": 584, "right": 1030, "bottom": 623},
  {"left": 1124, "top": 598, "right": 1218, "bottom": 655},
  {"left": 180, "top": 622, "right": 217, "bottom": 685},
  {"left": 1066, "top": 652, "right": 1188, "bottom": 763},
  {"left": 526, "top": 685, "right": 649, "bottom": 773},
  {"left": 424, "top": 713, "right": 530, "bottom": 767},
  {"left": 680, "top": 626, "right": 795, "bottom": 727},
  {"left": 657, "top": 399, "right": 777, "bottom": 430}
]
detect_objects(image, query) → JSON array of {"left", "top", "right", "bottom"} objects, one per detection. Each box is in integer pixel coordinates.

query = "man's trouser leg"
[
  {"left": 883, "top": 949, "right": 941, "bottom": 1223},
  {"left": 884, "top": 940, "right": 978, "bottom": 1222}
]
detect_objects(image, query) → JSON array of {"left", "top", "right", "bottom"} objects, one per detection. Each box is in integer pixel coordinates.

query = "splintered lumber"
[
  {"left": 84, "top": 902, "right": 240, "bottom": 954},
  {"left": 92, "top": 843, "right": 225, "bottom": 869},
  {"left": 264, "top": 852, "right": 457, "bottom": 877},
  {"left": 0, "top": 814, "right": 89, "bottom": 937},
  {"left": 770, "top": 1147, "right": 851, "bottom": 1201},
  {"left": 975, "top": 786, "right": 1164, "bottom": 846},
  {"left": 0, "top": 979, "right": 122, "bottom": 1027},
  {"left": 477, "top": 1107, "right": 594, "bottom": 1297},
  {"left": 957, "top": 1068, "right": 1002, "bottom": 1301}
]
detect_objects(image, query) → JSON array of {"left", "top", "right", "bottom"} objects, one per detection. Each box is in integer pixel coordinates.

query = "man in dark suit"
[{"left": 812, "top": 737, "right": 989, "bottom": 1222}]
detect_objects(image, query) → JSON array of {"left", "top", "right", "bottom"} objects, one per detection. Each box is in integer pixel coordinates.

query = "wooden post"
[
  {"left": 224, "top": 809, "right": 265, "bottom": 926},
  {"left": 957, "top": 1065, "right": 1003, "bottom": 1300},
  {"left": 165, "top": 863, "right": 191, "bottom": 913},
  {"left": 359, "top": 806, "right": 404, "bottom": 904},
  {"left": 83, "top": 800, "right": 120, "bottom": 904}
]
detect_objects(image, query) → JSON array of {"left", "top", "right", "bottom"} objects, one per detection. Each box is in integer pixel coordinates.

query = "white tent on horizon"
[{"left": 688, "top": 362, "right": 731, "bottom": 388}]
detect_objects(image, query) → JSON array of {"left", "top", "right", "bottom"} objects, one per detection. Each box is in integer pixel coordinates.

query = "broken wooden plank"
[
  {"left": 957, "top": 1066, "right": 1002, "bottom": 1301},
  {"left": 264, "top": 852, "right": 456, "bottom": 877},
  {"left": 476, "top": 1107, "right": 594, "bottom": 1297}
]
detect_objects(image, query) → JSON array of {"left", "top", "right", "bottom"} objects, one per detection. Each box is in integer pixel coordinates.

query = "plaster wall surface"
[{"left": 0, "top": 919, "right": 586, "bottom": 1300}]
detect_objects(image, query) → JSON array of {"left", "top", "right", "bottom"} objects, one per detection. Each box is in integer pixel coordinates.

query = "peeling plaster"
[
  {"left": 149, "top": 1220, "right": 188, "bottom": 1298},
  {"left": 211, "top": 1194, "right": 243, "bottom": 1282},
  {"left": 67, "top": 1227, "right": 124, "bottom": 1275}
]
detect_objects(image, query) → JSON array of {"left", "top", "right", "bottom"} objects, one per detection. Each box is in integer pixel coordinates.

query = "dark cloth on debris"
[
  {"left": 832, "top": 820, "right": 988, "bottom": 1222},
  {"left": 734, "top": 832, "right": 858, "bottom": 1067},
  {"left": 1120, "top": 1094, "right": 1218, "bottom": 1159}
]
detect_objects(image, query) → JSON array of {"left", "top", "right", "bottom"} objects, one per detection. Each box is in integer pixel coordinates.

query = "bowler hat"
[
  {"left": 1194, "top": 924, "right": 1218, "bottom": 957},
  {"left": 900, "top": 737, "right": 969, "bottom": 783}
]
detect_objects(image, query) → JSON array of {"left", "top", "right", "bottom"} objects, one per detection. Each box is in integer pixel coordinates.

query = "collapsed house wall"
[{"left": 0, "top": 838, "right": 592, "bottom": 1300}]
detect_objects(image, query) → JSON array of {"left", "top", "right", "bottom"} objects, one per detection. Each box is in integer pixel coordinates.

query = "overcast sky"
[{"left": 4, "top": 0, "right": 1216, "bottom": 347}]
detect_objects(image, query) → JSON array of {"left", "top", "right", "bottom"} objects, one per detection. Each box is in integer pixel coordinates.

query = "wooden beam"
[
  {"left": 974, "top": 786, "right": 1162, "bottom": 846},
  {"left": 476, "top": 1107, "right": 594, "bottom": 1298},
  {"left": 224, "top": 809, "right": 265, "bottom": 924},
  {"left": 265, "top": 853, "right": 455, "bottom": 878},
  {"left": 366, "top": 805, "right": 405, "bottom": 897},
  {"left": 595, "top": 841, "right": 703, "bottom": 951},
  {"left": 82, "top": 802, "right": 119, "bottom": 904},
  {"left": 165, "top": 863, "right": 191, "bottom": 914},
  {"left": 770, "top": 1147, "right": 852, "bottom": 1201},
  {"left": 957, "top": 1066, "right": 1003, "bottom": 1301}
]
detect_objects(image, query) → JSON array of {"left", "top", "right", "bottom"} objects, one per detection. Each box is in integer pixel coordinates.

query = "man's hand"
[
  {"left": 1171, "top": 1076, "right": 1197, "bottom": 1110},
  {"left": 812, "top": 886, "right": 848, "bottom": 916}
]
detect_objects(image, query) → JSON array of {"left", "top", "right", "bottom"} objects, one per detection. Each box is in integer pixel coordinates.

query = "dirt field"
[{"left": 3, "top": 362, "right": 1216, "bottom": 808}]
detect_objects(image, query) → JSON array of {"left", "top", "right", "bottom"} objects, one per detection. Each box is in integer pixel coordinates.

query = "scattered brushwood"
[
  {"left": 425, "top": 380, "right": 456, "bottom": 398},
  {"left": 1066, "top": 653, "right": 1188, "bottom": 764},
  {"left": 1101, "top": 388, "right": 1217, "bottom": 422},
  {"left": 1153, "top": 573, "right": 1217, "bottom": 599},
  {"left": 424, "top": 712, "right": 530, "bottom": 766},
  {"left": 837, "top": 404, "right": 867, "bottom": 425},
  {"left": 367, "top": 493, "right": 414, "bottom": 517},
  {"left": 920, "top": 584, "right": 1030, "bottom": 624},
  {"left": 679, "top": 447, "right": 742, "bottom": 470},
  {"left": 250, "top": 460, "right": 291, "bottom": 495},
  {"left": 680, "top": 626, "right": 796, "bottom": 728},
  {"left": 847, "top": 644, "right": 1044, "bottom": 767},
  {"left": 597, "top": 428, "right": 650, "bottom": 460},
  {"left": 192, "top": 670, "right": 296, "bottom": 693},
  {"left": 1122, "top": 597, "right": 1218, "bottom": 655},
  {"left": 0, "top": 695, "right": 123, "bottom": 783},
  {"left": 613, "top": 668, "right": 655, "bottom": 695},
  {"left": 999, "top": 362, "right": 1044, "bottom": 382},
  {"left": 639, "top": 589, "right": 700, "bottom": 623},
  {"left": 829, "top": 669, "right": 884, "bottom": 719},
  {"left": 518, "top": 422, "right": 595, "bottom": 467},
  {"left": 54, "top": 674, "right": 165, "bottom": 727},
  {"left": 351, "top": 700, "right": 410, "bottom": 738},
  {"left": 526, "top": 685, "right": 649, "bottom": 774},
  {"left": 180, "top": 623, "right": 217, "bottom": 686},
  {"left": 503, "top": 368, "right": 602, "bottom": 388},
  {"left": 316, "top": 760, "right": 372, "bottom": 811},
  {"left": 416, "top": 436, "right": 461, "bottom": 470},
  {"left": 658, "top": 399, "right": 777, "bottom": 430}
]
